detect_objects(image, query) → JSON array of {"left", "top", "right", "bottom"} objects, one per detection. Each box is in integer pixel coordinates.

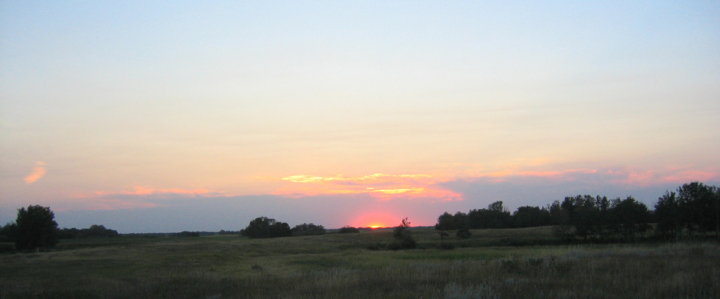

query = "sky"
[{"left": 1, "top": 1, "right": 719, "bottom": 233}]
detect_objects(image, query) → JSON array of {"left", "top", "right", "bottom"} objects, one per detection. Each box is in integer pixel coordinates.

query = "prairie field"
[{"left": 1, "top": 226, "right": 718, "bottom": 299}]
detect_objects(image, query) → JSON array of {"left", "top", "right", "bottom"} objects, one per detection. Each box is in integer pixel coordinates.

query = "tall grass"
[{"left": 1, "top": 228, "right": 718, "bottom": 298}]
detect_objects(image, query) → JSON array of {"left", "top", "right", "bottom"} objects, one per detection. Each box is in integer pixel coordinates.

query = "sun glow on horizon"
[{"left": 351, "top": 212, "right": 400, "bottom": 229}]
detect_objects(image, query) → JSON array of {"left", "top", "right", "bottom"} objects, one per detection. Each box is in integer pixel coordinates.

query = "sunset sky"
[{"left": 2, "top": 1, "right": 719, "bottom": 232}]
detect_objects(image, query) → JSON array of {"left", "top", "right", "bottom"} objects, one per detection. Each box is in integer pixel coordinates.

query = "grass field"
[{"left": 1, "top": 226, "right": 718, "bottom": 298}]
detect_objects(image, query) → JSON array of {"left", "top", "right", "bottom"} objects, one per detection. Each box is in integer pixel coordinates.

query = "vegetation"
[
  {"left": 291, "top": 223, "right": 326, "bottom": 236},
  {"left": 240, "top": 217, "right": 292, "bottom": 238},
  {"left": 436, "top": 182, "right": 720, "bottom": 243},
  {"left": 392, "top": 218, "right": 416, "bottom": 249},
  {"left": 0, "top": 226, "right": 718, "bottom": 298},
  {"left": 338, "top": 226, "right": 360, "bottom": 233},
  {"left": 13, "top": 205, "right": 59, "bottom": 252},
  {"left": 656, "top": 182, "right": 719, "bottom": 240},
  {"left": 57, "top": 224, "right": 119, "bottom": 239},
  {"left": 1, "top": 181, "right": 718, "bottom": 297},
  {"left": 0, "top": 222, "right": 17, "bottom": 243}
]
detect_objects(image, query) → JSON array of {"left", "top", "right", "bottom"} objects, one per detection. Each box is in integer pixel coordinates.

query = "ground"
[{"left": 1, "top": 226, "right": 718, "bottom": 298}]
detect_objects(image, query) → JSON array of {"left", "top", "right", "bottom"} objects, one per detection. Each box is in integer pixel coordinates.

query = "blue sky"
[{"left": 1, "top": 1, "right": 719, "bottom": 232}]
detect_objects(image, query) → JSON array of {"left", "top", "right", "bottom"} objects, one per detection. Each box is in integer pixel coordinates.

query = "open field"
[{"left": 1, "top": 226, "right": 718, "bottom": 299}]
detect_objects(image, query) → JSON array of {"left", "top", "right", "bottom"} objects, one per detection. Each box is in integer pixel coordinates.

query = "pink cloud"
[{"left": 24, "top": 161, "right": 46, "bottom": 184}]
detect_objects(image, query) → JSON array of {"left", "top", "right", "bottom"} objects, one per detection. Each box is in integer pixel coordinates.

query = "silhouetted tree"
[
  {"left": 513, "top": 206, "right": 552, "bottom": 228},
  {"left": 15, "top": 205, "right": 58, "bottom": 251},
  {"left": 452, "top": 212, "right": 468, "bottom": 229},
  {"left": 393, "top": 218, "right": 416, "bottom": 249},
  {"left": 434, "top": 212, "right": 453, "bottom": 245},
  {"left": 241, "top": 217, "right": 291, "bottom": 238},
  {"left": 609, "top": 196, "right": 651, "bottom": 241},
  {"left": 467, "top": 201, "right": 512, "bottom": 229},
  {"left": 655, "top": 191, "right": 681, "bottom": 240},
  {"left": 57, "top": 225, "right": 119, "bottom": 239},
  {"left": 676, "top": 182, "right": 717, "bottom": 237},
  {"left": 653, "top": 182, "right": 720, "bottom": 240},
  {"left": 0, "top": 222, "right": 18, "bottom": 243},
  {"left": 291, "top": 223, "right": 326, "bottom": 236}
]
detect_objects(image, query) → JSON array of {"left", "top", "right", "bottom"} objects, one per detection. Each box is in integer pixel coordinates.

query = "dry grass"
[{"left": 0, "top": 227, "right": 717, "bottom": 298}]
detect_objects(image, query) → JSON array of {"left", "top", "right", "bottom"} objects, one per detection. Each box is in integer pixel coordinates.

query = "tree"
[
  {"left": 513, "top": 206, "right": 552, "bottom": 228},
  {"left": 434, "top": 212, "right": 453, "bottom": 245},
  {"left": 654, "top": 182, "right": 720, "bottom": 240},
  {"left": 676, "top": 182, "right": 717, "bottom": 237},
  {"left": 15, "top": 205, "right": 58, "bottom": 251},
  {"left": 241, "top": 217, "right": 291, "bottom": 238},
  {"left": 655, "top": 191, "right": 680, "bottom": 240},
  {"left": 393, "top": 218, "right": 416, "bottom": 249},
  {"left": 0, "top": 222, "right": 18, "bottom": 243},
  {"left": 609, "top": 196, "right": 651, "bottom": 241},
  {"left": 291, "top": 223, "right": 326, "bottom": 236}
]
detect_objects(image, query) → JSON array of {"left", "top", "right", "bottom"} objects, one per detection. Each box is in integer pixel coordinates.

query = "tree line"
[
  {"left": 434, "top": 182, "right": 720, "bottom": 242},
  {"left": 0, "top": 205, "right": 122, "bottom": 252},
  {"left": 240, "top": 216, "right": 327, "bottom": 238}
]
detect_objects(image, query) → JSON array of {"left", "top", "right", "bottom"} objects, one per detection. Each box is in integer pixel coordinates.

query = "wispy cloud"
[{"left": 24, "top": 161, "right": 46, "bottom": 184}]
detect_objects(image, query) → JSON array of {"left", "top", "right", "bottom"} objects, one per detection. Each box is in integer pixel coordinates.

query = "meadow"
[{"left": 1, "top": 226, "right": 718, "bottom": 299}]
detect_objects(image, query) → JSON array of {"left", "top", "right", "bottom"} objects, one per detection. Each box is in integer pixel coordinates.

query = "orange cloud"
[
  {"left": 24, "top": 161, "right": 46, "bottom": 184},
  {"left": 276, "top": 173, "right": 461, "bottom": 200}
]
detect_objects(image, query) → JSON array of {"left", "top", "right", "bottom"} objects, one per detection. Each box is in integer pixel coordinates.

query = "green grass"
[{"left": 1, "top": 227, "right": 718, "bottom": 298}]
